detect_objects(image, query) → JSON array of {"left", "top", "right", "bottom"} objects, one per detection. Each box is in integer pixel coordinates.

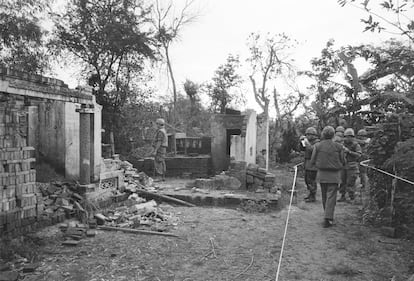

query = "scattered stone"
[
  {"left": 192, "top": 175, "right": 241, "bottom": 190},
  {"left": 0, "top": 271, "right": 19, "bottom": 281},
  {"left": 94, "top": 213, "right": 109, "bottom": 225},
  {"left": 381, "top": 226, "right": 397, "bottom": 238},
  {"left": 0, "top": 265, "right": 10, "bottom": 272},
  {"left": 22, "top": 263, "right": 38, "bottom": 273},
  {"left": 62, "top": 240, "right": 79, "bottom": 247},
  {"left": 86, "top": 230, "right": 96, "bottom": 237}
]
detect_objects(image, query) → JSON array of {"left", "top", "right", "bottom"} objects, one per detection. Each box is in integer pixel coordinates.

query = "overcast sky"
[{"left": 56, "top": 0, "right": 398, "bottom": 114}]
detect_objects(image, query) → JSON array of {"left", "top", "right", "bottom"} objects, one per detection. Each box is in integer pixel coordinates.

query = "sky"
[{"left": 55, "top": 0, "right": 399, "bottom": 115}]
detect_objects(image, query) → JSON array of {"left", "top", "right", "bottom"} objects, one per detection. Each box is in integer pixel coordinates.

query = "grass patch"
[
  {"left": 327, "top": 262, "right": 361, "bottom": 277},
  {"left": 0, "top": 235, "right": 46, "bottom": 262}
]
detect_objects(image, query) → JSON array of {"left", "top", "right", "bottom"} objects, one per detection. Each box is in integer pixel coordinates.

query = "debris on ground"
[
  {"left": 93, "top": 197, "right": 180, "bottom": 233},
  {"left": 189, "top": 174, "right": 242, "bottom": 190},
  {"left": 238, "top": 199, "right": 270, "bottom": 213},
  {"left": 36, "top": 181, "right": 92, "bottom": 223}
]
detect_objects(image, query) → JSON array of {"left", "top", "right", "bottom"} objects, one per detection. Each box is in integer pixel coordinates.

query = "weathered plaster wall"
[
  {"left": 230, "top": 135, "right": 243, "bottom": 161},
  {"left": 93, "top": 104, "right": 102, "bottom": 182},
  {"left": 244, "top": 110, "right": 257, "bottom": 165},
  {"left": 211, "top": 114, "right": 244, "bottom": 173},
  {"left": 64, "top": 102, "right": 80, "bottom": 180},
  {"left": 38, "top": 101, "right": 66, "bottom": 173}
]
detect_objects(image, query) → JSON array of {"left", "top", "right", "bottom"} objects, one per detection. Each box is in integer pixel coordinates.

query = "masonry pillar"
[{"left": 78, "top": 105, "right": 94, "bottom": 185}]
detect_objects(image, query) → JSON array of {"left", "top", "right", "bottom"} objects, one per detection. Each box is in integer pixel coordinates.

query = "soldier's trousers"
[
  {"left": 154, "top": 147, "right": 167, "bottom": 176},
  {"left": 305, "top": 170, "right": 317, "bottom": 195},
  {"left": 340, "top": 168, "right": 359, "bottom": 199},
  {"left": 320, "top": 183, "right": 338, "bottom": 220}
]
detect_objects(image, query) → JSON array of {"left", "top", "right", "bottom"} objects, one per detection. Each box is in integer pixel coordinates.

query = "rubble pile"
[
  {"left": 37, "top": 181, "right": 89, "bottom": 223},
  {"left": 122, "top": 161, "right": 155, "bottom": 192},
  {"left": 246, "top": 164, "right": 276, "bottom": 192},
  {"left": 94, "top": 196, "right": 179, "bottom": 233}
]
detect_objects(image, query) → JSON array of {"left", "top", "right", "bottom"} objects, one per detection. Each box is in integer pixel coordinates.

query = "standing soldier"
[
  {"left": 334, "top": 126, "right": 346, "bottom": 196},
  {"left": 356, "top": 129, "right": 370, "bottom": 190},
  {"left": 311, "top": 126, "right": 345, "bottom": 228},
  {"left": 334, "top": 126, "right": 345, "bottom": 144},
  {"left": 299, "top": 127, "right": 320, "bottom": 202},
  {"left": 338, "top": 128, "right": 362, "bottom": 202},
  {"left": 153, "top": 118, "right": 168, "bottom": 181}
]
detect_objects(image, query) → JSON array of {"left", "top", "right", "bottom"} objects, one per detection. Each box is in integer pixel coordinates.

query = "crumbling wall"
[{"left": 0, "top": 94, "right": 44, "bottom": 236}]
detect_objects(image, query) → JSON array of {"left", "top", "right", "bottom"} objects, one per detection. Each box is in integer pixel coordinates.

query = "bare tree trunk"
[{"left": 164, "top": 45, "right": 177, "bottom": 155}]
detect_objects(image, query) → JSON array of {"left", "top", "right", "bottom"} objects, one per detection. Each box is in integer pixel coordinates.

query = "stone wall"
[
  {"left": 246, "top": 163, "right": 276, "bottom": 192},
  {"left": 0, "top": 67, "right": 102, "bottom": 182},
  {"left": 0, "top": 94, "right": 44, "bottom": 236}
]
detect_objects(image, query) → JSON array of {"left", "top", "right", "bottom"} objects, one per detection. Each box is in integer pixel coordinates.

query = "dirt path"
[{"left": 14, "top": 172, "right": 414, "bottom": 281}]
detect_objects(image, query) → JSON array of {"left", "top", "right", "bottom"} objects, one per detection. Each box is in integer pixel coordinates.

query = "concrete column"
[
  {"left": 78, "top": 106, "right": 94, "bottom": 185},
  {"left": 27, "top": 106, "right": 38, "bottom": 151}
]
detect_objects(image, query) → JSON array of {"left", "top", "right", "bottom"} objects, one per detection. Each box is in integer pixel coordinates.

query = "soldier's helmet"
[
  {"left": 156, "top": 118, "right": 165, "bottom": 126},
  {"left": 357, "top": 129, "right": 367, "bottom": 137},
  {"left": 305, "top": 127, "right": 317, "bottom": 136},
  {"left": 335, "top": 126, "right": 345, "bottom": 133},
  {"left": 344, "top": 128, "right": 355, "bottom": 137}
]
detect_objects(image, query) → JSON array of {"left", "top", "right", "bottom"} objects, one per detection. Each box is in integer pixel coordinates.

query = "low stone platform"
[{"left": 143, "top": 179, "right": 279, "bottom": 209}]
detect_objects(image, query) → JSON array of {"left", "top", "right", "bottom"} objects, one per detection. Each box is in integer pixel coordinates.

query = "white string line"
[
  {"left": 275, "top": 162, "right": 303, "bottom": 281},
  {"left": 360, "top": 159, "right": 414, "bottom": 186}
]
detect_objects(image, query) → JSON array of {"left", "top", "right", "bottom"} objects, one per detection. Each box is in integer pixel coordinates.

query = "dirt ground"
[{"left": 7, "top": 168, "right": 414, "bottom": 281}]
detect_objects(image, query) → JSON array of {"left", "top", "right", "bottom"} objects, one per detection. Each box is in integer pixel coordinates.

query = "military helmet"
[
  {"left": 335, "top": 126, "right": 345, "bottom": 133},
  {"left": 344, "top": 128, "right": 355, "bottom": 137},
  {"left": 305, "top": 127, "right": 317, "bottom": 136},
  {"left": 357, "top": 129, "right": 367, "bottom": 137},
  {"left": 156, "top": 118, "right": 165, "bottom": 126}
]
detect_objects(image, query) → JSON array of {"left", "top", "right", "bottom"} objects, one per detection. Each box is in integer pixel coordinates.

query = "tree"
[
  {"left": 246, "top": 32, "right": 298, "bottom": 167},
  {"left": 152, "top": 0, "right": 198, "bottom": 111},
  {"left": 52, "top": 0, "right": 157, "bottom": 149},
  {"left": 0, "top": 0, "right": 51, "bottom": 72},
  {"left": 206, "top": 54, "right": 243, "bottom": 113},
  {"left": 338, "top": 0, "right": 414, "bottom": 42},
  {"left": 303, "top": 40, "right": 369, "bottom": 129},
  {"left": 183, "top": 79, "right": 199, "bottom": 114}
]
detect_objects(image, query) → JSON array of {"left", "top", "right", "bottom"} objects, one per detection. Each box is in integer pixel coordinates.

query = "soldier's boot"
[
  {"left": 337, "top": 194, "right": 347, "bottom": 202},
  {"left": 305, "top": 192, "right": 316, "bottom": 203},
  {"left": 323, "top": 218, "right": 334, "bottom": 228},
  {"left": 304, "top": 192, "right": 311, "bottom": 200}
]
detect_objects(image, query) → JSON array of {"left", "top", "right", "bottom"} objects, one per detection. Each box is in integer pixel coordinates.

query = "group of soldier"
[{"left": 299, "top": 125, "right": 370, "bottom": 227}]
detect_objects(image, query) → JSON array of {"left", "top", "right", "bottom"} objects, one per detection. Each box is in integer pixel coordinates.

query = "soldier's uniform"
[
  {"left": 357, "top": 129, "right": 370, "bottom": 190},
  {"left": 339, "top": 128, "right": 362, "bottom": 201},
  {"left": 300, "top": 127, "right": 319, "bottom": 202},
  {"left": 153, "top": 119, "right": 168, "bottom": 180}
]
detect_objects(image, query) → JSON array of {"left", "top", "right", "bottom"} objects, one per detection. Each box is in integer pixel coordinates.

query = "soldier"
[
  {"left": 153, "top": 118, "right": 168, "bottom": 181},
  {"left": 334, "top": 126, "right": 346, "bottom": 195},
  {"left": 356, "top": 129, "right": 370, "bottom": 190},
  {"left": 311, "top": 126, "right": 345, "bottom": 228},
  {"left": 338, "top": 128, "right": 362, "bottom": 202},
  {"left": 334, "top": 126, "right": 345, "bottom": 144},
  {"left": 299, "top": 127, "right": 320, "bottom": 202}
]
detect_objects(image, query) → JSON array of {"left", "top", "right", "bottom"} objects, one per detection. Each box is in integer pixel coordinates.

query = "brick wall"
[{"left": 0, "top": 94, "right": 44, "bottom": 236}]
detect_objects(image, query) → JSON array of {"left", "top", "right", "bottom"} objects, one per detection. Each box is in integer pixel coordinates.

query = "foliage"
[
  {"left": 367, "top": 113, "right": 414, "bottom": 229},
  {"left": 246, "top": 32, "right": 297, "bottom": 115},
  {"left": 151, "top": 0, "right": 198, "bottom": 109},
  {"left": 357, "top": 40, "right": 414, "bottom": 115},
  {"left": 304, "top": 40, "right": 371, "bottom": 130},
  {"left": 0, "top": 0, "right": 51, "bottom": 72},
  {"left": 276, "top": 120, "right": 299, "bottom": 163},
  {"left": 338, "top": 0, "right": 414, "bottom": 42},
  {"left": 52, "top": 0, "right": 157, "bottom": 134},
  {"left": 183, "top": 78, "right": 199, "bottom": 113},
  {"left": 205, "top": 54, "right": 243, "bottom": 113}
]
